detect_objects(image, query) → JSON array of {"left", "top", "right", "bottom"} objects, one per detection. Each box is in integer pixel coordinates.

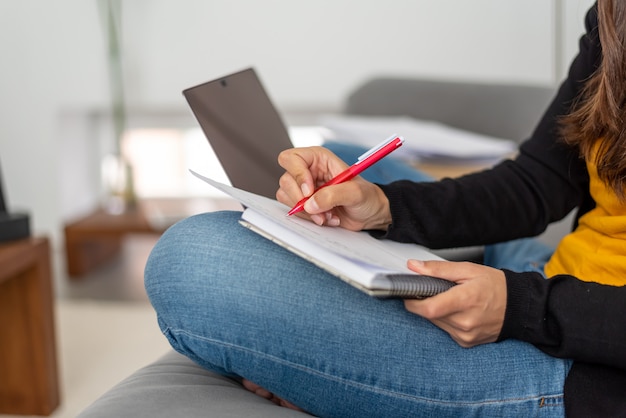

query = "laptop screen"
[{"left": 183, "top": 68, "right": 293, "bottom": 199}]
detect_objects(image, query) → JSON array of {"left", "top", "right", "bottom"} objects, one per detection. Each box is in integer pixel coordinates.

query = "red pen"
[{"left": 287, "top": 135, "right": 404, "bottom": 216}]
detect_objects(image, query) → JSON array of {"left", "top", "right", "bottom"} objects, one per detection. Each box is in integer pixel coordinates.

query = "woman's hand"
[
  {"left": 276, "top": 146, "right": 391, "bottom": 231},
  {"left": 404, "top": 260, "right": 507, "bottom": 348}
]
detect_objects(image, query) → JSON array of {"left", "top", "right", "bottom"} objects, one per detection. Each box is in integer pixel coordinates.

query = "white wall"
[
  {"left": 0, "top": 1, "right": 108, "bottom": 246},
  {"left": 125, "top": 0, "right": 558, "bottom": 108},
  {"left": 0, "top": 0, "right": 594, "bottom": 252}
]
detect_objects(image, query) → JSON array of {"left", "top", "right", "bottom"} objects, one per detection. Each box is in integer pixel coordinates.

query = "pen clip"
[{"left": 357, "top": 134, "right": 402, "bottom": 161}]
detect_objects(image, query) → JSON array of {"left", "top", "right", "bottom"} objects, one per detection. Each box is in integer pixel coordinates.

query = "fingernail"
[
  {"left": 409, "top": 259, "right": 424, "bottom": 267},
  {"left": 301, "top": 183, "right": 311, "bottom": 197}
]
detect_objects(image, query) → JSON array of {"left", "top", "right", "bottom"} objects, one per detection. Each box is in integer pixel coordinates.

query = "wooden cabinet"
[{"left": 0, "top": 237, "right": 60, "bottom": 415}]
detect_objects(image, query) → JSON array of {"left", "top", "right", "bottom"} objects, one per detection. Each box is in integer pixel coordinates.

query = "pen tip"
[{"left": 287, "top": 204, "right": 302, "bottom": 216}]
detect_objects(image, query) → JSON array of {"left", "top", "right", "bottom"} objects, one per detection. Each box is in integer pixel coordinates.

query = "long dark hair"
[{"left": 560, "top": 0, "right": 626, "bottom": 200}]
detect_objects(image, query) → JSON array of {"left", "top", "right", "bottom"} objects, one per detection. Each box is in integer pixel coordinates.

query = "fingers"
[
  {"left": 404, "top": 278, "right": 466, "bottom": 321},
  {"left": 404, "top": 260, "right": 507, "bottom": 347},
  {"left": 276, "top": 150, "right": 314, "bottom": 206},
  {"left": 301, "top": 179, "right": 390, "bottom": 230},
  {"left": 277, "top": 147, "right": 348, "bottom": 221},
  {"left": 301, "top": 181, "right": 361, "bottom": 227},
  {"left": 277, "top": 146, "right": 347, "bottom": 199},
  {"left": 405, "top": 260, "right": 479, "bottom": 316},
  {"left": 242, "top": 379, "right": 275, "bottom": 400},
  {"left": 277, "top": 171, "right": 307, "bottom": 207},
  {"left": 242, "top": 379, "right": 306, "bottom": 412},
  {"left": 277, "top": 173, "right": 341, "bottom": 226},
  {"left": 303, "top": 180, "right": 362, "bottom": 213},
  {"left": 275, "top": 146, "right": 391, "bottom": 230},
  {"left": 407, "top": 259, "right": 482, "bottom": 283}
]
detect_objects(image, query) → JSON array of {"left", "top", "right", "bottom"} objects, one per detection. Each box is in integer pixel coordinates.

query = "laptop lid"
[{"left": 183, "top": 68, "right": 293, "bottom": 199}]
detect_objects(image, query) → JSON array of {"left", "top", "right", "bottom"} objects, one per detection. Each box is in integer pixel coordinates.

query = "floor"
[{"left": 56, "top": 234, "right": 159, "bottom": 303}]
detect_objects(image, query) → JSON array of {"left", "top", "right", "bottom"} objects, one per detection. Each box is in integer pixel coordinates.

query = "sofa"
[{"left": 78, "top": 77, "right": 561, "bottom": 417}]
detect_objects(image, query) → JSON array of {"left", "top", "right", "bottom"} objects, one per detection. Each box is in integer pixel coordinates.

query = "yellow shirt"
[{"left": 544, "top": 149, "right": 626, "bottom": 285}]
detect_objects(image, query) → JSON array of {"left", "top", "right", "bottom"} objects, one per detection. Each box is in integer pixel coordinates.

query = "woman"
[{"left": 145, "top": 2, "right": 626, "bottom": 416}]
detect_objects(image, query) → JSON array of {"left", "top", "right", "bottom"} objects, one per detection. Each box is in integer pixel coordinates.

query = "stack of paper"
[{"left": 320, "top": 115, "right": 516, "bottom": 164}]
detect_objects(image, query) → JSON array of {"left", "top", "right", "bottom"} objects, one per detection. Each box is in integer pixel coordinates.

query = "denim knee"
[{"left": 144, "top": 211, "right": 243, "bottom": 324}]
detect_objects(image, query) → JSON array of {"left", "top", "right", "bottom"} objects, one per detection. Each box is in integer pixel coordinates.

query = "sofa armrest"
[{"left": 77, "top": 350, "right": 310, "bottom": 418}]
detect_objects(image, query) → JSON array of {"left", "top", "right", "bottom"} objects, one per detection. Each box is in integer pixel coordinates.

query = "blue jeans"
[
  {"left": 145, "top": 212, "right": 571, "bottom": 417},
  {"left": 323, "top": 140, "right": 433, "bottom": 184}
]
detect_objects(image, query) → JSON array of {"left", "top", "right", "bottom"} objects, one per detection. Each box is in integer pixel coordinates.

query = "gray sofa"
[
  {"left": 76, "top": 350, "right": 310, "bottom": 418},
  {"left": 343, "top": 76, "right": 554, "bottom": 141},
  {"left": 78, "top": 77, "right": 561, "bottom": 418}
]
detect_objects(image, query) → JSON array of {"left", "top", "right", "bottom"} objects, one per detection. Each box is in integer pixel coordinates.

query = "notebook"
[
  {"left": 190, "top": 170, "right": 455, "bottom": 299},
  {"left": 183, "top": 68, "right": 293, "bottom": 199}
]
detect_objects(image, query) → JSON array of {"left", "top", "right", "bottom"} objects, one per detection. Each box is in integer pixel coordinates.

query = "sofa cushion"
[
  {"left": 77, "top": 350, "right": 310, "bottom": 418},
  {"left": 344, "top": 77, "right": 555, "bottom": 143}
]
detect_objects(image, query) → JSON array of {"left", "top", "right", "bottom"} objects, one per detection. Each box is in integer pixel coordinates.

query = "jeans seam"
[{"left": 166, "top": 327, "right": 565, "bottom": 409}]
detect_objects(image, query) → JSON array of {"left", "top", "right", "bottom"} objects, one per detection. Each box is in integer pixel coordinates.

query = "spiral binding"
[{"left": 385, "top": 274, "right": 455, "bottom": 299}]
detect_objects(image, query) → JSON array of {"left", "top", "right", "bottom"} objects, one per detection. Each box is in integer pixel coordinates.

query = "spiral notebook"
[{"left": 190, "top": 170, "right": 455, "bottom": 299}]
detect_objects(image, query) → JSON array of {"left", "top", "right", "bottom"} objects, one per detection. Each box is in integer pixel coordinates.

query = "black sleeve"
[
  {"left": 498, "top": 270, "right": 626, "bottom": 371},
  {"left": 377, "top": 5, "right": 599, "bottom": 249},
  {"left": 507, "top": 270, "right": 626, "bottom": 418}
]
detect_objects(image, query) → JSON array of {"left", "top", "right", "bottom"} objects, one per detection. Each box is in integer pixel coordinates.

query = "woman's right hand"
[{"left": 276, "top": 146, "right": 392, "bottom": 231}]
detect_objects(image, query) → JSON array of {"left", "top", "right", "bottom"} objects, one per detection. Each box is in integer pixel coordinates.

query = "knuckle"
[
  {"left": 418, "top": 302, "right": 441, "bottom": 319},
  {"left": 275, "top": 188, "right": 287, "bottom": 203},
  {"left": 277, "top": 149, "right": 292, "bottom": 166},
  {"left": 456, "top": 317, "right": 477, "bottom": 333},
  {"left": 278, "top": 173, "right": 290, "bottom": 188}
]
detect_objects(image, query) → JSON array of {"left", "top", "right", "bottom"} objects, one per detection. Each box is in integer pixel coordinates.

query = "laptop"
[{"left": 183, "top": 68, "right": 294, "bottom": 199}]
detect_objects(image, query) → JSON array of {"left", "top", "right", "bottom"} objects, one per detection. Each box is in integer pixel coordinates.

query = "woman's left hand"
[{"left": 404, "top": 260, "right": 507, "bottom": 348}]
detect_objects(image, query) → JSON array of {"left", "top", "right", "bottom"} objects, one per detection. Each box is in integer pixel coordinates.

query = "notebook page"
[{"left": 190, "top": 171, "right": 442, "bottom": 277}]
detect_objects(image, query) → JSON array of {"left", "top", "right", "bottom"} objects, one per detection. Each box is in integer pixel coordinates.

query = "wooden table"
[
  {"left": 0, "top": 237, "right": 60, "bottom": 415},
  {"left": 64, "top": 197, "right": 242, "bottom": 278},
  {"left": 64, "top": 205, "right": 159, "bottom": 278}
]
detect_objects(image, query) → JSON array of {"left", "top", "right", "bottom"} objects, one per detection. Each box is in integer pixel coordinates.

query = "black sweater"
[{"left": 379, "top": 4, "right": 626, "bottom": 416}]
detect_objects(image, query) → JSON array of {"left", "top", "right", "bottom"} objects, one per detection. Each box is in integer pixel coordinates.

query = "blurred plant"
[
  {"left": 98, "top": 0, "right": 136, "bottom": 213},
  {"left": 98, "top": 0, "right": 125, "bottom": 155}
]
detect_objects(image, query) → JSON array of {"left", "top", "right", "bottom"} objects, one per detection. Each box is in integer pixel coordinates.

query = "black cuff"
[{"left": 497, "top": 269, "right": 547, "bottom": 342}]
